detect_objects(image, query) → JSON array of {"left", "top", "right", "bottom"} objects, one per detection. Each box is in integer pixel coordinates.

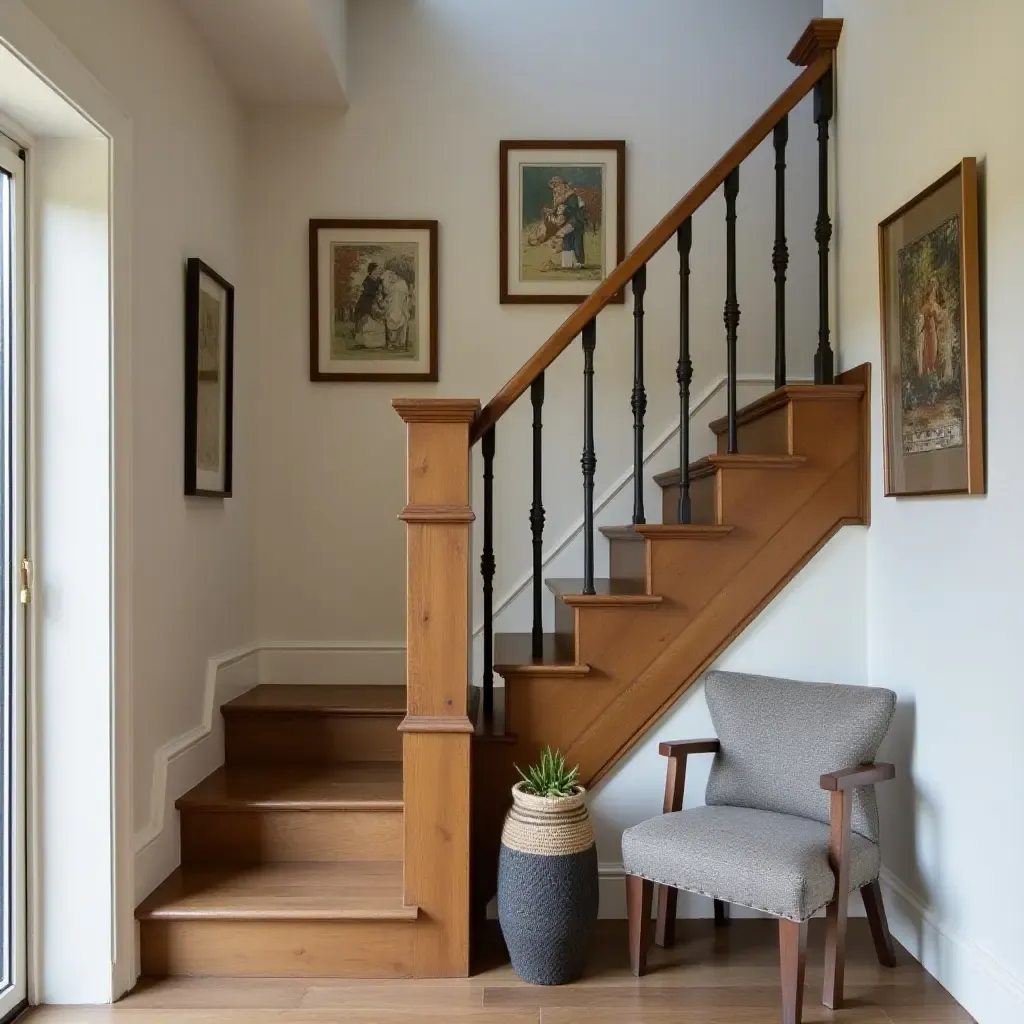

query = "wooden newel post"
[{"left": 392, "top": 397, "right": 480, "bottom": 978}]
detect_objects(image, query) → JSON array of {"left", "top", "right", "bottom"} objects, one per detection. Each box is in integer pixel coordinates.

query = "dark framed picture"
[
  {"left": 184, "top": 258, "right": 234, "bottom": 498},
  {"left": 878, "top": 158, "right": 984, "bottom": 496},
  {"left": 309, "top": 219, "right": 438, "bottom": 382},
  {"left": 500, "top": 140, "right": 626, "bottom": 304}
]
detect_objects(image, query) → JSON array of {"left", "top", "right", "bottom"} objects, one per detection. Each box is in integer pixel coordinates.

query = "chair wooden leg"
[
  {"left": 861, "top": 879, "right": 898, "bottom": 967},
  {"left": 823, "top": 891, "right": 849, "bottom": 1009},
  {"left": 655, "top": 884, "right": 677, "bottom": 947},
  {"left": 778, "top": 918, "right": 807, "bottom": 1024},
  {"left": 626, "top": 874, "right": 654, "bottom": 977},
  {"left": 714, "top": 898, "right": 730, "bottom": 927}
]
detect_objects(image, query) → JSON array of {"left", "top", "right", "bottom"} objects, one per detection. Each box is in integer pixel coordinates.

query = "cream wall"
[
  {"left": 22, "top": 0, "right": 256, "bottom": 852},
  {"left": 245, "top": 0, "right": 824, "bottom": 649},
  {"left": 824, "top": 2, "right": 1024, "bottom": 1020}
]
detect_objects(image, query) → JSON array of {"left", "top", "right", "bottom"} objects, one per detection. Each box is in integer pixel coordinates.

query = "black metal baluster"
[
  {"left": 481, "top": 426, "right": 496, "bottom": 717},
  {"left": 814, "top": 70, "right": 834, "bottom": 384},
  {"left": 631, "top": 266, "right": 647, "bottom": 525},
  {"left": 676, "top": 219, "right": 693, "bottom": 524},
  {"left": 724, "top": 167, "right": 741, "bottom": 454},
  {"left": 581, "top": 319, "right": 597, "bottom": 595},
  {"left": 773, "top": 115, "right": 789, "bottom": 390},
  {"left": 530, "top": 374, "right": 545, "bottom": 658}
]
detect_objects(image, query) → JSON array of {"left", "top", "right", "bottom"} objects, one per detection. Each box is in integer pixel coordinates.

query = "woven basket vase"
[{"left": 497, "top": 782, "right": 599, "bottom": 985}]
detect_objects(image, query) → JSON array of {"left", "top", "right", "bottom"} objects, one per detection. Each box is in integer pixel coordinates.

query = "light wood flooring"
[{"left": 22, "top": 920, "right": 973, "bottom": 1023}]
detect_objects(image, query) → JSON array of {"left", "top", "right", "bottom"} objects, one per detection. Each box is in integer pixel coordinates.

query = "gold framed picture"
[{"left": 878, "top": 158, "right": 984, "bottom": 496}]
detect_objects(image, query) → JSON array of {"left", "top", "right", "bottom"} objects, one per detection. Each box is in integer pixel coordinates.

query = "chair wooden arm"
[
  {"left": 820, "top": 762, "right": 895, "bottom": 791},
  {"left": 658, "top": 739, "right": 719, "bottom": 814},
  {"left": 820, "top": 762, "right": 894, "bottom": 1008},
  {"left": 658, "top": 738, "right": 720, "bottom": 759}
]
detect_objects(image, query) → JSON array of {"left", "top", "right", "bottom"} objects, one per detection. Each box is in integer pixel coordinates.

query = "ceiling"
[
  {"left": 0, "top": 45, "right": 101, "bottom": 139},
  {"left": 175, "top": 0, "right": 348, "bottom": 108}
]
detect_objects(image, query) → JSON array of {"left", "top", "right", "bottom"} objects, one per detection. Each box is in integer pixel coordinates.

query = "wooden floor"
[{"left": 23, "top": 920, "right": 972, "bottom": 1023}]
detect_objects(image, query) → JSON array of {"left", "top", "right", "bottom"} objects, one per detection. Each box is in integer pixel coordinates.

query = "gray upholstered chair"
[{"left": 622, "top": 670, "right": 898, "bottom": 1024}]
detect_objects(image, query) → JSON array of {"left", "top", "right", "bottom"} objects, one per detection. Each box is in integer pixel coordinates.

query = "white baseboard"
[
  {"left": 596, "top": 862, "right": 864, "bottom": 920},
  {"left": 257, "top": 639, "right": 406, "bottom": 687},
  {"left": 880, "top": 867, "right": 1024, "bottom": 1024},
  {"left": 133, "top": 643, "right": 261, "bottom": 901}
]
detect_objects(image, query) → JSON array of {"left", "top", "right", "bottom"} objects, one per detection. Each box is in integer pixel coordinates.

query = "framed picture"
[
  {"left": 184, "top": 258, "right": 234, "bottom": 497},
  {"left": 500, "top": 140, "right": 626, "bottom": 304},
  {"left": 878, "top": 158, "right": 984, "bottom": 496},
  {"left": 309, "top": 219, "right": 438, "bottom": 382}
]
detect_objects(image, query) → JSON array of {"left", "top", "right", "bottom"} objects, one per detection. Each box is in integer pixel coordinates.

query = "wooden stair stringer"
[{"left": 564, "top": 451, "right": 864, "bottom": 784}]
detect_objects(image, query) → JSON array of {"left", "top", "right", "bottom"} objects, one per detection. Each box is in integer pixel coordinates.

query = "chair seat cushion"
[{"left": 621, "top": 806, "right": 880, "bottom": 921}]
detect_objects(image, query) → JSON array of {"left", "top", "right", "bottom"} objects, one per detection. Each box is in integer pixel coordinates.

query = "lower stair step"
[
  {"left": 138, "top": 861, "right": 417, "bottom": 921},
  {"left": 178, "top": 763, "right": 403, "bottom": 865},
  {"left": 138, "top": 862, "right": 421, "bottom": 978}
]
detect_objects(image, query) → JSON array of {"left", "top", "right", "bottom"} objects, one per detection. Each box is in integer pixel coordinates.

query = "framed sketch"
[
  {"left": 878, "top": 158, "right": 984, "bottom": 496},
  {"left": 500, "top": 140, "right": 626, "bottom": 304},
  {"left": 309, "top": 219, "right": 438, "bottom": 382},
  {"left": 184, "top": 258, "right": 234, "bottom": 497}
]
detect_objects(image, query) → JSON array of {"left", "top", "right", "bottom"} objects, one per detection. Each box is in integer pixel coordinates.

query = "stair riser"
[
  {"left": 608, "top": 539, "right": 646, "bottom": 583},
  {"left": 554, "top": 597, "right": 575, "bottom": 640},
  {"left": 715, "top": 405, "right": 792, "bottom": 455},
  {"left": 660, "top": 474, "right": 718, "bottom": 525},
  {"left": 180, "top": 808, "right": 403, "bottom": 865},
  {"left": 140, "top": 918, "right": 418, "bottom": 978},
  {"left": 225, "top": 713, "right": 403, "bottom": 765}
]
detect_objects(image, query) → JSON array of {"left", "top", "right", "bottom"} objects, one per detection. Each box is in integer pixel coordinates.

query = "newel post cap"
[
  {"left": 788, "top": 18, "right": 843, "bottom": 66},
  {"left": 392, "top": 398, "right": 481, "bottom": 424}
]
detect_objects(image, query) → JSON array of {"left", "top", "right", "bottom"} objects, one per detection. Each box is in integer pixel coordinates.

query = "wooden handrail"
[{"left": 470, "top": 52, "right": 834, "bottom": 447}]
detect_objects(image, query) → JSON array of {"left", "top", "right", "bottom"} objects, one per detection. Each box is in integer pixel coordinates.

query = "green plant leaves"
[{"left": 515, "top": 746, "right": 580, "bottom": 798}]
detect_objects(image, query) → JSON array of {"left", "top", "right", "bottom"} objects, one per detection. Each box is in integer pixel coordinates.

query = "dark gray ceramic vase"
[{"left": 497, "top": 782, "right": 599, "bottom": 985}]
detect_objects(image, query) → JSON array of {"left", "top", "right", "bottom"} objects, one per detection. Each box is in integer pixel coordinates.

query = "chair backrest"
[{"left": 703, "top": 670, "right": 897, "bottom": 841}]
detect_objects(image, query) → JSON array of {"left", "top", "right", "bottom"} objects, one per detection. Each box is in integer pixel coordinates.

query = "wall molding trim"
[
  {"left": 474, "top": 374, "right": 808, "bottom": 637},
  {"left": 880, "top": 867, "right": 1024, "bottom": 1022}
]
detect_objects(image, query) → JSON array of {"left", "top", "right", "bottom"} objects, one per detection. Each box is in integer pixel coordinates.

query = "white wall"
[
  {"left": 245, "top": 0, "right": 823, "bottom": 651},
  {"left": 824, "top": 2, "right": 1024, "bottom": 1020},
  {"left": 22, "top": 0, "right": 257, "bottom": 892},
  {"left": 33, "top": 137, "right": 113, "bottom": 1003}
]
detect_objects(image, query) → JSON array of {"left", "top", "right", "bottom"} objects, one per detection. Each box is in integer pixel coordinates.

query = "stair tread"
[
  {"left": 545, "top": 577, "right": 662, "bottom": 605},
  {"left": 653, "top": 453, "right": 806, "bottom": 487},
  {"left": 137, "top": 861, "right": 417, "bottom": 921},
  {"left": 493, "top": 632, "right": 588, "bottom": 676},
  {"left": 708, "top": 382, "right": 866, "bottom": 435},
  {"left": 224, "top": 684, "right": 406, "bottom": 715},
  {"left": 601, "top": 524, "right": 735, "bottom": 541},
  {"left": 177, "top": 762, "right": 403, "bottom": 811}
]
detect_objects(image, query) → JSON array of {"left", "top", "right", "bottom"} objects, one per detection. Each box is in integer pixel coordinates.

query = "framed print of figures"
[
  {"left": 878, "top": 158, "right": 984, "bottom": 496},
  {"left": 309, "top": 219, "right": 438, "bottom": 382},
  {"left": 500, "top": 140, "right": 626, "bottom": 304},
  {"left": 184, "top": 258, "right": 234, "bottom": 497}
]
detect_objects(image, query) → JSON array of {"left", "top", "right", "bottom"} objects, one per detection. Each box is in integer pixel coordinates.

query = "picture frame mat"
[
  {"left": 503, "top": 145, "right": 621, "bottom": 299},
  {"left": 194, "top": 269, "right": 229, "bottom": 494},
  {"left": 316, "top": 224, "right": 434, "bottom": 376}
]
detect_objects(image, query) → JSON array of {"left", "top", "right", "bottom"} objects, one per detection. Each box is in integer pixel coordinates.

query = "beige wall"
[
  {"left": 23, "top": 0, "right": 256, "bottom": 835},
  {"left": 824, "top": 2, "right": 1024, "bottom": 1020},
  {"left": 245, "top": 0, "right": 824, "bottom": 651}
]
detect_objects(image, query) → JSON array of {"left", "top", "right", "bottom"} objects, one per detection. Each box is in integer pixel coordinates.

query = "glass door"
[{"left": 0, "top": 133, "right": 27, "bottom": 1021}]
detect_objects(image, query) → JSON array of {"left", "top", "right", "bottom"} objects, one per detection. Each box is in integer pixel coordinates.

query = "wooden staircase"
[
  {"left": 137, "top": 685, "right": 430, "bottom": 978},
  {"left": 470, "top": 369, "right": 869, "bottom": 913},
  {"left": 136, "top": 17, "right": 849, "bottom": 982}
]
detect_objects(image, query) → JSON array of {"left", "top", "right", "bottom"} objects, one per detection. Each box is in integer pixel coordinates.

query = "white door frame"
[
  {"left": 0, "top": 129, "right": 27, "bottom": 1023},
  {"left": 0, "top": 1, "right": 134, "bottom": 1003}
]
